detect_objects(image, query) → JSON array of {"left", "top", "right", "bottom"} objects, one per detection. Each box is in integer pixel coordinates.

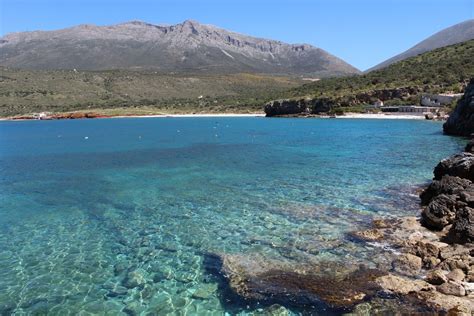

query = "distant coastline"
[{"left": 0, "top": 111, "right": 433, "bottom": 121}]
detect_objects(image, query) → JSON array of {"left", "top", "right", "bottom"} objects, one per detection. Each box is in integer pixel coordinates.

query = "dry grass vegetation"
[{"left": 0, "top": 69, "right": 301, "bottom": 117}]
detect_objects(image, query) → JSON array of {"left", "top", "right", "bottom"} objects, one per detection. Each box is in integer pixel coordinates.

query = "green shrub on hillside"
[{"left": 287, "top": 40, "right": 474, "bottom": 106}]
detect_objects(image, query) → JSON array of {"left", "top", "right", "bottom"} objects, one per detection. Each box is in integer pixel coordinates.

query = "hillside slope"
[
  {"left": 284, "top": 39, "right": 474, "bottom": 109},
  {"left": 0, "top": 68, "right": 301, "bottom": 117},
  {"left": 0, "top": 20, "right": 359, "bottom": 77},
  {"left": 369, "top": 19, "right": 474, "bottom": 71}
]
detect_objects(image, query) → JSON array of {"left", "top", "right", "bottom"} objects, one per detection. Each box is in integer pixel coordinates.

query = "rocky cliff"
[
  {"left": 264, "top": 98, "right": 333, "bottom": 117},
  {"left": 421, "top": 151, "right": 474, "bottom": 242},
  {"left": 444, "top": 79, "right": 474, "bottom": 136},
  {"left": 263, "top": 87, "right": 418, "bottom": 117}
]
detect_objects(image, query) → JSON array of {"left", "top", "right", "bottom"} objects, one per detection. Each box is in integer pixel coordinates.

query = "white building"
[{"left": 420, "top": 93, "right": 463, "bottom": 107}]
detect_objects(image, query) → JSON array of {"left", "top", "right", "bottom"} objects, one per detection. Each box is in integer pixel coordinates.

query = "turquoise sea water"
[{"left": 0, "top": 118, "right": 467, "bottom": 315}]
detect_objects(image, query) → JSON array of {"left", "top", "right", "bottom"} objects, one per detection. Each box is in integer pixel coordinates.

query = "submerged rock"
[
  {"left": 123, "top": 269, "right": 147, "bottom": 288},
  {"left": 206, "top": 253, "right": 385, "bottom": 311},
  {"left": 349, "top": 228, "right": 385, "bottom": 242}
]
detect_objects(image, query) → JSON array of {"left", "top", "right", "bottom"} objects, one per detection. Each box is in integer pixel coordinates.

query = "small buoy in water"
[
  {"left": 84, "top": 136, "right": 89, "bottom": 140},
  {"left": 138, "top": 136, "right": 142, "bottom": 139},
  {"left": 177, "top": 130, "right": 180, "bottom": 133}
]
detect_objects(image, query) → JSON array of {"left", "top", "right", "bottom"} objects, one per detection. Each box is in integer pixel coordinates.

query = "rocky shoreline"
[
  {"left": 201, "top": 82, "right": 474, "bottom": 314},
  {"left": 353, "top": 140, "right": 474, "bottom": 312},
  {"left": 199, "top": 142, "right": 474, "bottom": 315}
]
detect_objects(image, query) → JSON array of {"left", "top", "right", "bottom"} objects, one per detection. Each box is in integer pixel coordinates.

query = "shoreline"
[
  {"left": 0, "top": 113, "right": 266, "bottom": 121},
  {"left": 0, "top": 112, "right": 433, "bottom": 121},
  {"left": 111, "top": 113, "right": 266, "bottom": 118},
  {"left": 338, "top": 113, "right": 427, "bottom": 120}
]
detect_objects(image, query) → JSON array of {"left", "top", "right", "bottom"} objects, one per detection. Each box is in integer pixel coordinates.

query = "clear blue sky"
[{"left": 0, "top": 0, "right": 472, "bottom": 70}]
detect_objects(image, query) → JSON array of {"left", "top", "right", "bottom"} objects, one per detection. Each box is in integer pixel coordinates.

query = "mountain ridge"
[
  {"left": 0, "top": 20, "right": 360, "bottom": 77},
  {"left": 369, "top": 19, "right": 474, "bottom": 71}
]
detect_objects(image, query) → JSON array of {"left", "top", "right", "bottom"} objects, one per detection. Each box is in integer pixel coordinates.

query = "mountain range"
[
  {"left": 0, "top": 20, "right": 360, "bottom": 77},
  {"left": 369, "top": 19, "right": 474, "bottom": 71}
]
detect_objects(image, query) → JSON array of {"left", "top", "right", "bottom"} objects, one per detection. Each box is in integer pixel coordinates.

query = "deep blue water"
[{"left": 0, "top": 118, "right": 466, "bottom": 315}]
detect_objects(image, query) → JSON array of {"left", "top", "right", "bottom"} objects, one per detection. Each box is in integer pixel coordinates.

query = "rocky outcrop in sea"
[
  {"left": 264, "top": 98, "right": 333, "bottom": 117},
  {"left": 444, "top": 78, "right": 474, "bottom": 136}
]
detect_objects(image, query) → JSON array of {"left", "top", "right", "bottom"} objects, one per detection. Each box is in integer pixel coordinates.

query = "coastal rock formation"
[
  {"left": 444, "top": 78, "right": 474, "bottom": 136},
  {"left": 339, "top": 134, "right": 474, "bottom": 312},
  {"left": 420, "top": 176, "right": 472, "bottom": 205},
  {"left": 264, "top": 87, "right": 419, "bottom": 117},
  {"left": 421, "top": 151, "right": 474, "bottom": 241},
  {"left": 465, "top": 140, "right": 474, "bottom": 153},
  {"left": 433, "top": 153, "right": 474, "bottom": 182},
  {"left": 352, "top": 142, "right": 474, "bottom": 311},
  {"left": 264, "top": 99, "right": 308, "bottom": 117},
  {"left": 207, "top": 245, "right": 474, "bottom": 313},
  {"left": 422, "top": 194, "right": 458, "bottom": 230},
  {"left": 264, "top": 98, "right": 335, "bottom": 117},
  {"left": 311, "top": 98, "right": 334, "bottom": 114},
  {"left": 351, "top": 216, "right": 474, "bottom": 312},
  {"left": 451, "top": 207, "right": 474, "bottom": 242}
]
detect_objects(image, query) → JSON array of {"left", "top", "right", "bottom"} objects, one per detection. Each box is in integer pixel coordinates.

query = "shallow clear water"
[{"left": 0, "top": 118, "right": 466, "bottom": 315}]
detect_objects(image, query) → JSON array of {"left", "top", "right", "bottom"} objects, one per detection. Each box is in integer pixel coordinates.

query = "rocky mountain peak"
[{"left": 0, "top": 20, "right": 360, "bottom": 76}]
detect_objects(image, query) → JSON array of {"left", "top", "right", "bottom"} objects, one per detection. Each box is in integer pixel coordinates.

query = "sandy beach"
[
  {"left": 0, "top": 112, "right": 434, "bottom": 121},
  {"left": 112, "top": 113, "right": 267, "bottom": 118},
  {"left": 338, "top": 113, "right": 426, "bottom": 120}
]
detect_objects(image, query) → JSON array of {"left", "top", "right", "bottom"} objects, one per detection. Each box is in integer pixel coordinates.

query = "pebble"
[
  {"left": 462, "top": 282, "right": 474, "bottom": 295},
  {"left": 425, "top": 269, "right": 448, "bottom": 285},
  {"left": 437, "top": 282, "right": 466, "bottom": 297},
  {"left": 446, "top": 269, "right": 465, "bottom": 283}
]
